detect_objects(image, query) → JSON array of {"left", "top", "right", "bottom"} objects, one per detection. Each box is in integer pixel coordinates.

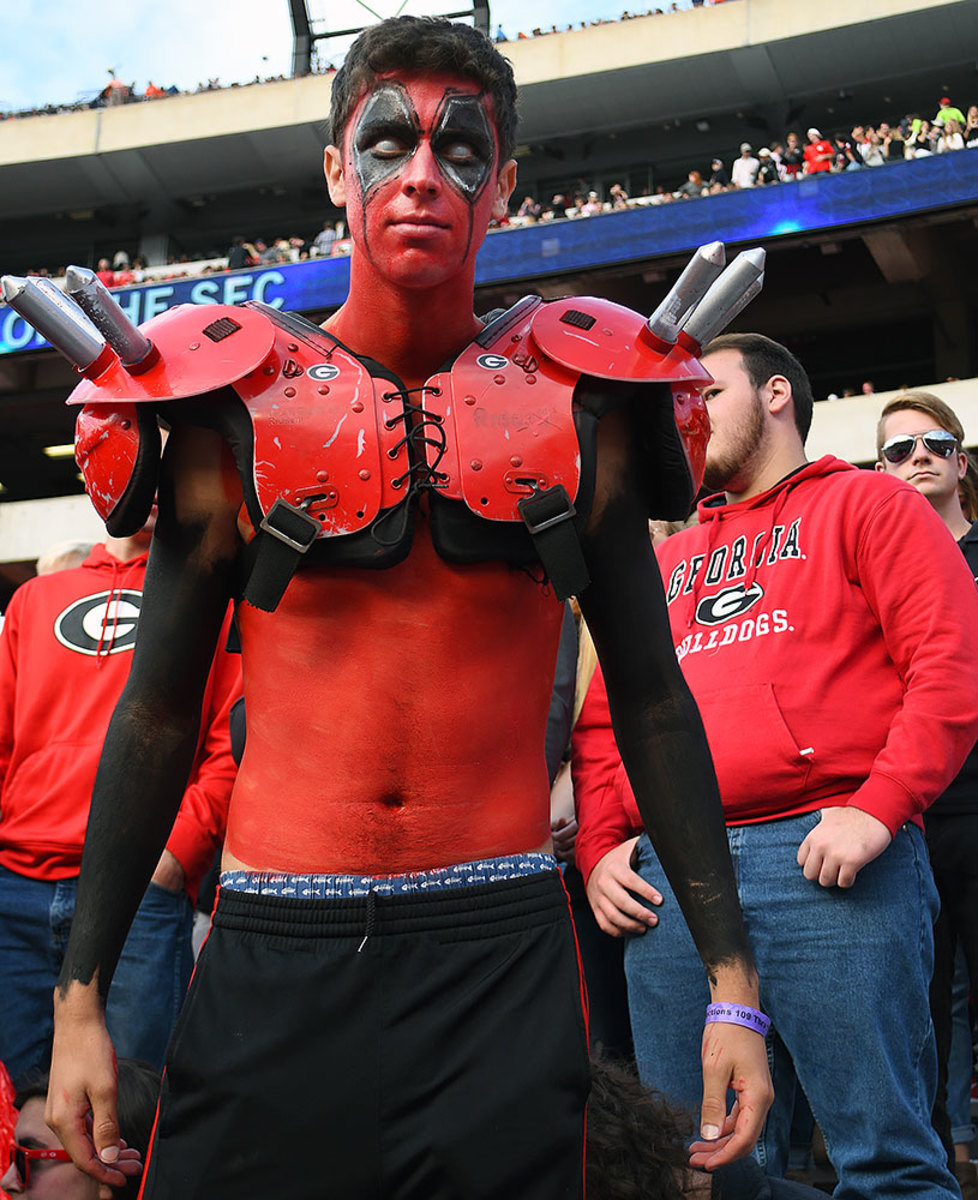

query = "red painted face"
[{"left": 338, "top": 72, "right": 502, "bottom": 289}]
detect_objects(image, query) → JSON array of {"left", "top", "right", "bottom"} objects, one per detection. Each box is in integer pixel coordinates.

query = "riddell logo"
[
  {"left": 694, "top": 582, "right": 764, "bottom": 626},
  {"left": 54, "top": 591, "right": 142, "bottom": 656}
]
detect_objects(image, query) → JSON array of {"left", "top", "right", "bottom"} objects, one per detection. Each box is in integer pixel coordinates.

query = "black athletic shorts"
[{"left": 139, "top": 866, "right": 589, "bottom": 1199}]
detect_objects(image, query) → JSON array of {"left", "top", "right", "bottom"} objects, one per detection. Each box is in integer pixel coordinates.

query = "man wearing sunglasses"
[
  {"left": 575, "top": 335, "right": 978, "bottom": 1197},
  {"left": 877, "top": 392, "right": 978, "bottom": 1200}
]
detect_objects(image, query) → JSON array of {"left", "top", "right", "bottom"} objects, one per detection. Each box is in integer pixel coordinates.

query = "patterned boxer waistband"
[
  {"left": 220, "top": 851, "right": 557, "bottom": 899},
  {"left": 214, "top": 854, "right": 566, "bottom": 942}
]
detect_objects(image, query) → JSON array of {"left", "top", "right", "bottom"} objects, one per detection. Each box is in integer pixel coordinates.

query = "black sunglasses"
[
  {"left": 880, "top": 429, "right": 958, "bottom": 465},
  {"left": 11, "top": 1143, "right": 72, "bottom": 1185}
]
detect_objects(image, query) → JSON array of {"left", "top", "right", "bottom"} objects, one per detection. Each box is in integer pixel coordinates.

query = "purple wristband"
[{"left": 705, "top": 1002, "right": 771, "bottom": 1037}]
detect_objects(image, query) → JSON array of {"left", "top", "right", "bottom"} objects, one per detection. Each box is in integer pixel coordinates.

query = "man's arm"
[
  {"left": 46, "top": 423, "right": 242, "bottom": 1185},
  {"left": 578, "top": 404, "right": 771, "bottom": 1164}
]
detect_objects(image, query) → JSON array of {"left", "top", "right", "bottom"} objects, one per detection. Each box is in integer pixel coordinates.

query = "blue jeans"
[
  {"left": 0, "top": 865, "right": 194, "bottom": 1082},
  {"left": 624, "top": 812, "right": 958, "bottom": 1200}
]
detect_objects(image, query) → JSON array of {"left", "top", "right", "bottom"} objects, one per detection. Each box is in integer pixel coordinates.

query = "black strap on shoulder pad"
[
  {"left": 243, "top": 498, "right": 321, "bottom": 612},
  {"left": 517, "top": 484, "right": 590, "bottom": 601}
]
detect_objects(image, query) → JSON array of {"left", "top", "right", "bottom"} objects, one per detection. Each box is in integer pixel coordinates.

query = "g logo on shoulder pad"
[
  {"left": 308, "top": 363, "right": 341, "bottom": 382},
  {"left": 476, "top": 353, "right": 508, "bottom": 371},
  {"left": 54, "top": 590, "right": 142, "bottom": 656}
]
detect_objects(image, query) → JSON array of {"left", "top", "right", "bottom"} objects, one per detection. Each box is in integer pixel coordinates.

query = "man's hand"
[
  {"left": 797, "top": 807, "right": 892, "bottom": 888},
  {"left": 689, "top": 1021, "right": 773, "bottom": 1169},
  {"left": 151, "top": 848, "right": 186, "bottom": 893},
  {"left": 551, "top": 816, "right": 578, "bottom": 865},
  {"left": 584, "top": 838, "right": 662, "bottom": 936},
  {"left": 46, "top": 988, "right": 133, "bottom": 1188}
]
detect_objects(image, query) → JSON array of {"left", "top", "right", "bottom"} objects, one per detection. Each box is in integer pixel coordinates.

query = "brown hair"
[
  {"left": 328, "top": 16, "right": 518, "bottom": 166},
  {"left": 877, "top": 391, "right": 978, "bottom": 521},
  {"left": 705, "top": 332, "right": 814, "bottom": 442}
]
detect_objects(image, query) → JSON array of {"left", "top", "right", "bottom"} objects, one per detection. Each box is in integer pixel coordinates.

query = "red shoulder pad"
[
  {"left": 434, "top": 298, "right": 582, "bottom": 520},
  {"left": 66, "top": 304, "right": 275, "bottom": 406},
  {"left": 528, "top": 296, "right": 711, "bottom": 386},
  {"left": 231, "top": 333, "right": 394, "bottom": 538},
  {"left": 74, "top": 402, "right": 162, "bottom": 534}
]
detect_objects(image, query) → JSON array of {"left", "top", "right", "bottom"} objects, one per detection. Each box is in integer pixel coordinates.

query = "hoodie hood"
[{"left": 686, "top": 456, "right": 853, "bottom": 614}]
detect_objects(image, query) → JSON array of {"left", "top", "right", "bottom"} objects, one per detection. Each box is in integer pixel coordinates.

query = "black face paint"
[{"left": 350, "top": 81, "right": 495, "bottom": 204}]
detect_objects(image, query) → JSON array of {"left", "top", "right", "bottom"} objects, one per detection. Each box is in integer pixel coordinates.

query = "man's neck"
[
  {"left": 932, "top": 493, "right": 973, "bottom": 541},
  {"left": 104, "top": 534, "right": 150, "bottom": 563},
  {"left": 324, "top": 258, "right": 483, "bottom": 387},
  {"left": 725, "top": 443, "right": 808, "bottom": 505}
]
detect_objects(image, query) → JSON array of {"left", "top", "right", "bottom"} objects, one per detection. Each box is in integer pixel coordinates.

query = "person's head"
[
  {"left": 807, "top": 126, "right": 821, "bottom": 143},
  {"left": 585, "top": 1053, "right": 690, "bottom": 1200},
  {"left": 876, "top": 392, "right": 978, "bottom": 521},
  {"left": 35, "top": 540, "right": 93, "bottom": 575},
  {"left": 1, "top": 1061, "right": 159, "bottom": 1198},
  {"left": 324, "top": 16, "right": 518, "bottom": 289},
  {"left": 700, "top": 333, "right": 813, "bottom": 496},
  {"left": 739, "top": 141, "right": 752, "bottom": 156}
]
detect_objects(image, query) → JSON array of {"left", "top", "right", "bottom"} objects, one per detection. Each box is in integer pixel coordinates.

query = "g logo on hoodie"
[
  {"left": 694, "top": 582, "right": 764, "bottom": 626},
  {"left": 54, "top": 590, "right": 142, "bottom": 656}
]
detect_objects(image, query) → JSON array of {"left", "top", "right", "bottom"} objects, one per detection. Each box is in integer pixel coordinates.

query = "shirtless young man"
[{"left": 39, "top": 17, "right": 770, "bottom": 1198}]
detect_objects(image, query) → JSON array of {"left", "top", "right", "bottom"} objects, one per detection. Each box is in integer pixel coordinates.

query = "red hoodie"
[
  {"left": 574, "top": 456, "right": 978, "bottom": 883},
  {"left": 0, "top": 544, "right": 241, "bottom": 900}
]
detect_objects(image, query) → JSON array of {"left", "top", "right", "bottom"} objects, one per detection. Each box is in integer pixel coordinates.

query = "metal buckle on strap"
[
  {"left": 258, "top": 498, "right": 320, "bottom": 553},
  {"left": 518, "top": 484, "right": 577, "bottom": 535}
]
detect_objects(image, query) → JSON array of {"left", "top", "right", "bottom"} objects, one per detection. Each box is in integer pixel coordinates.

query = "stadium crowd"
[{"left": 11, "top": 93, "right": 977, "bottom": 297}]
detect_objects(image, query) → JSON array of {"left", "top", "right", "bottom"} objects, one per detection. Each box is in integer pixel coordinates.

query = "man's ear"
[
  {"left": 765, "top": 374, "right": 792, "bottom": 417},
  {"left": 324, "top": 145, "right": 347, "bottom": 208},
  {"left": 491, "top": 159, "right": 518, "bottom": 222},
  {"left": 874, "top": 460, "right": 886, "bottom": 473}
]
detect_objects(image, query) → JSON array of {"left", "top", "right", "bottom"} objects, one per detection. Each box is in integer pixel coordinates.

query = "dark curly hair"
[
  {"left": 328, "top": 16, "right": 518, "bottom": 166},
  {"left": 586, "top": 1053, "right": 693, "bottom": 1200}
]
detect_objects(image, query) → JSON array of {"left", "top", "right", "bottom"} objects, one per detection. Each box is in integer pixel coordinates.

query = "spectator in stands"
[
  {"left": 311, "top": 221, "right": 343, "bottom": 256},
  {"left": 964, "top": 105, "right": 978, "bottom": 147},
  {"left": 755, "top": 148, "right": 779, "bottom": 186},
  {"left": 1, "top": 1060, "right": 156, "bottom": 1196},
  {"left": 731, "top": 142, "right": 759, "bottom": 188},
  {"left": 608, "top": 182, "right": 629, "bottom": 210},
  {"left": 580, "top": 191, "right": 604, "bottom": 216},
  {"left": 143, "top": 82, "right": 165, "bottom": 100},
  {"left": 94, "top": 258, "right": 114, "bottom": 287},
  {"left": 0, "top": 516, "right": 241, "bottom": 1082},
  {"left": 861, "top": 128, "right": 887, "bottom": 167},
  {"left": 802, "top": 127, "right": 833, "bottom": 174},
  {"left": 708, "top": 157, "right": 730, "bottom": 189},
  {"left": 935, "top": 96, "right": 966, "bottom": 129},
  {"left": 674, "top": 170, "right": 706, "bottom": 198},
  {"left": 780, "top": 132, "right": 804, "bottom": 179},
  {"left": 937, "top": 119, "right": 965, "bottom": 153},
  {"left": 876, "top": 392, "right": 978, "bottom": 1200},
  {"left": 877, "top": 121, "right": 902, "bottom": 162},
  {"left": 103, "top": 71, "right": 130, "bottom": 108},
  {"left": 574, "top": 332, "right": 978, "bottom": 1195},
  {"left": 906, "top": 119, "right": 936, "bottom": 157},
  {"left": 226, "top": 236, "right": 256, "bottom": 270},
  {"left": 516, "top": 195, "right": 542, "bottom": 222}
]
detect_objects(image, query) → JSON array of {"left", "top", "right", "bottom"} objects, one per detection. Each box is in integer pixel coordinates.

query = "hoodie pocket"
[{"left": 693, "top": 683, "right": 813, "bottom": 814}]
